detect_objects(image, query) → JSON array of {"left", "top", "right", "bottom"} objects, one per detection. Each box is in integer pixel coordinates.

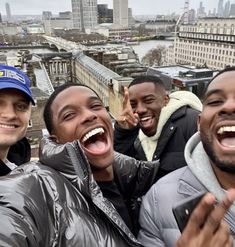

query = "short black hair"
[
  {"left": 43, "top": 83, "right": 100, "bottom": 134},
  {"left": 204, "top": 66, "right": 235, "bottom": 93},
  {"left": 128, "top": 75, "right": 165, "bottom": 89}
]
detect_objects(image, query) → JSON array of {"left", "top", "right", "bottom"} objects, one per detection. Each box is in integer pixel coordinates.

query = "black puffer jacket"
[
  {"left": 114, "top": 106, "right": 199, "bottom": 180},
  {"left": 0, "top": 138, "right": 159, "bottom": 246},
  {"left": 0, "top": 137, "right": 31, "bottom": 176},
  {"left": 7, "top": 137, "right": 31, "bottom": 166}
]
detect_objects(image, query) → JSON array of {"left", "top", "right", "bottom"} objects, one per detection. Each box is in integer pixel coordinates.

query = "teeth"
[
  {"left": 140, "top": 117, "right": 151, "bottom": 121},
  {"left": 0, "top": 124, "right": 15, "bottom": 129},
  {"left": 217, "top": 126, "right": 235, "bottom": 134},
  {"left": 82, "top": 127, "right": 104, "bottom": 142}
]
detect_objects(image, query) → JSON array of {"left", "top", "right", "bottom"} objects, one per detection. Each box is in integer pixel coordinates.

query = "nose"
[
  {"left": 135, "top": 102, "right": 147, "bottom": 115},
  {"left": 220, "top": 98, "right": 235, "bottom": 115},
  {"left": 81, "top": 108, "right": 98, "bottom": 123},
  {"left": 0, "top": 103, "right": 17, "bottom": 119}
]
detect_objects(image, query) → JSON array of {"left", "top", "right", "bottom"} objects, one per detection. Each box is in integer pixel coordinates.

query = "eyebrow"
[
  {"left": 204, "top": 89, "right": 223, "bottom": 100},
  {"left": 57, "top": 96, "right": 102, "bottom": 118}
]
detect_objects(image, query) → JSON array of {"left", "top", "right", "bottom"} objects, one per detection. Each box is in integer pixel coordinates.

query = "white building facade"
[{"left": 166, "top": 18, "right": 235, "bottom": 70}]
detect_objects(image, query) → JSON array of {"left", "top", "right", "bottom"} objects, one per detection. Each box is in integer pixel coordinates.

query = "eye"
[
  {"left": 144, "top": 98, "right": 155, "bottom": 104},
  {"left": 90, "top": 101, "right": 104, "bottom": 110},
  {"left": 63, "top": 112, "right": 76, "bottom": 120},
  {"left": 15, "top": 102, "right": 29, "bottom": 112},
  {"left": 206, "top": 99, "right": 224, "bottom": 106}
]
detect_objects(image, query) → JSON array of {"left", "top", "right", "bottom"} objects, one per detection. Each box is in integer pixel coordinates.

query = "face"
[
  {"left": 199, "top": 70, "right": 235, "bottom": 173},
  {"left": 50, "top": 86, "right": 114, "bottom": 172},
  {"left": 128, "top": 82, "right": 168, "bottom": 136},
  {"left": 0, "top": 89, "right": 31, "bottom": 154}
]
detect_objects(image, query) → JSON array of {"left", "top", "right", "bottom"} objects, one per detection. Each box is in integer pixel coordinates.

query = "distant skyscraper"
[
  {"left": 5, "top": 3, "right": 11, "bottom": 22},
  {"left": 0, "top": 13, "right": 2, "bottom": 23},
  {"left": 223, "top": 0, "right": 231, "bottom": 17},
  {"left": 229, "top": 3, "right": 235, "bottom": 16},
  {"left": 197, "top": 2, "right": 206, "bottom": 18},
  {"left": 113, "top": 0, "right": 128, "bottom": 27},
  {"left": 217, "top": 0, "right": 224, "bottom": 17},
  {"left": 42, "top": 11, "right": 52, "bottom": 20},
  {"left": 71, "top": 0, "right": 98, "bottom": 32},
  {"left": 183, "top": 0, "right": 189, "bottom": 24}
]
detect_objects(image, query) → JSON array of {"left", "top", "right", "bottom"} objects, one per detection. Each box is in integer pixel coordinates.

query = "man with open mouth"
[
  {"left": 114, "top": 75, "right": 202, "bottom": 180},
  {"left": 0, "top": 83, "right": 159, "bottom": 246},
  {"left": 138, "top": 66, "right": 235, "bottom": 247}
]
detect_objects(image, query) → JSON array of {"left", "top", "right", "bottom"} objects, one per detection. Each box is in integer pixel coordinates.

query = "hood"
[
  {"left": 184, "top": 132, "right": 235, "bottom": 215},
  {"left": 138, "top": 91, "right": 202, "bottom": 161}
]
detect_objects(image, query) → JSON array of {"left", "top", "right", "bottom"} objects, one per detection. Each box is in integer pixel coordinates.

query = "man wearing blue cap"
[{"left": 0, "top": 64, "right": 34, "bottom": 175}]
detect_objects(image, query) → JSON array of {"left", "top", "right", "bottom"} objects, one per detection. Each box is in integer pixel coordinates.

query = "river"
[{"left": 131, "top": 39, "right": 173, "bottom": 62}]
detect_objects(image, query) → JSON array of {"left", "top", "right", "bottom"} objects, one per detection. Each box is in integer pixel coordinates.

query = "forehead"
[
  {"left": 207, "top": 71, "right": 235, "bottom": 92},
  {"left": 51, "top": 86, "right": 98, "bottom": 110},
  {"left": 0, "top": 88, "right": 29, "bottom": 102},
  {"left": 129, "top": 82, "right": 159, "bottom": 95}
]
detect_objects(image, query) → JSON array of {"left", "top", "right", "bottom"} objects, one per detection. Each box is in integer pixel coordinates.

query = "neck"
[
  {"left": 212, "top": 165, "right": 235, "bottom": 190},
  {"left": 92, "top": 165, "right": 114, "bottom": 182}
]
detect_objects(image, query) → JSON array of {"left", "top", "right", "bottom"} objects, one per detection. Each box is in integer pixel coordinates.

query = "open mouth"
[
  {"left": 139, "top": 116, "right": 154, "bottom": 128},
  {"left": 217, "top": 126, "right": 235, "bottom": 148},
  {"left": 81, "top": 127, "right": 109, "bottom": 155}
]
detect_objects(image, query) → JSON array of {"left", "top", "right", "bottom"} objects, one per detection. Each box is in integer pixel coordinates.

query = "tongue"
[
  {"left": 85, "top": 140, "right": 106, "bottom": 153},
  {"left": 221, "top": 137, "right": 235, "bottom": 147}
]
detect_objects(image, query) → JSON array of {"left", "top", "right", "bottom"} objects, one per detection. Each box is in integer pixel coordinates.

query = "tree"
[{"left": 141, "top": 45, "right": 166, "bottom": 67}]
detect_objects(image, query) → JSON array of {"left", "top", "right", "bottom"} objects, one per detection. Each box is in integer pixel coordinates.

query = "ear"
[
  {"left": 164, "top": 94, "right": 170, "bottom": 106},
  {"left": 50, "top": 134, "right": 59, "bottom": 144},
  {"left": 197, "top": 114, "right": 201, "bottom": 132}
]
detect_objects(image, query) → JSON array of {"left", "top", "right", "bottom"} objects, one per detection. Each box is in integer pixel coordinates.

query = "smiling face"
[
  {"left": 128, "top": 82, "right": 168, "bottom": 136},
  {"left": 0, "top": 89, "right": 31, "bottom": 159},
  {"left": 199, "top": 70, "right": 235, "bottom": 173},
  {"left": 50, "top": 86, "right": 114, "bottom": 177}
]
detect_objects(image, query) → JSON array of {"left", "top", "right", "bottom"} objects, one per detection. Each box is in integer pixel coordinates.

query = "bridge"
[{"left": 40, "top": 36, "right": 133, "bottom": 118}]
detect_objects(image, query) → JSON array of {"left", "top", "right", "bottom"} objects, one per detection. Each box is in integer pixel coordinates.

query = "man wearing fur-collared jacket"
[{"left": 114, "top": 75, "right": 202, "bottom": 181}]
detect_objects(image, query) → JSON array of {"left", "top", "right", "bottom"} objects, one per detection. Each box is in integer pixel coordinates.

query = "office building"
[
  {"left": 166, "top": 17, "right": 235, "bottom": 70},
  {"left": 71, "top": 0, "right": 98, "bottom": 32},
  {"left": 113, "top": 0, "right": 128, "bottom": 27},
  {"left": 5, "top": 3, "right": 11, "bottom": 22}
]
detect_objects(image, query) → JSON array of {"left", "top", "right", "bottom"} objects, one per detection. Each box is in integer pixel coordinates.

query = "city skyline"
[{"left": 0, "top": 0, "right": 219, "bottom": 16}]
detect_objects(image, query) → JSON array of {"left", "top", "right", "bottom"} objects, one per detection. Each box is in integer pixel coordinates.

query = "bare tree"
[{"left": 141, "top": 45, "right": 166, "bottom": 67}]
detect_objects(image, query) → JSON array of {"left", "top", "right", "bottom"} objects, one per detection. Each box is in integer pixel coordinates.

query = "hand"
[
  {"left": 116, "top": 86, "right": 139, "bottom": 129},
  {"left": 175, "top": 189, "right": 235, "bottom": 247}
]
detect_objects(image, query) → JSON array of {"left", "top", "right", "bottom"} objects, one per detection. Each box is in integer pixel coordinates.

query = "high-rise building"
[
  {"left": 0, "top": 13, "right": 2, "bottom": 23},
  {"left": 5, "top": 3, "right": 11, "bottom": 22},
  {"left": 113, "top": 0, "right": 128, "bottom": 27},
  {"left": 223, "top": 0, "right": 231, "bottom": 17},
  {"left": 42, "top": 11, "right": 52, "bottom": 20},
  {"left": 217, "top": 0, "right": 224, "bottom": 17},
  {"left": 71, "top": 0, "right": 98, "bottom": 32},
  {"left": 229, "top": 3, "right": 235, "bottom": 16}
]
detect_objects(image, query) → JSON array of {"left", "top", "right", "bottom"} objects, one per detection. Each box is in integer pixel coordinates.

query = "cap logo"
[{"left": 0, "top": 69, "right": 26, "bottom": 84}]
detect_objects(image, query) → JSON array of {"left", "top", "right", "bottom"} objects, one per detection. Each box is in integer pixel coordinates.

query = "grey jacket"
[
  {"left": 138, "top": 132, "right": 235, "bottom": 247},
  {"left": 0, "top": 137, "right": 159, "bottom": 247}
]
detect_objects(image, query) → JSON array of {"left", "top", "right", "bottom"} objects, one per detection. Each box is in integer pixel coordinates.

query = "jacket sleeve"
[
  {"left": 0, "top": 167, "right": 53, "bottom": 246},
  {"left": 113, "top": 122, "right": 139, "bottom": 158},
  {"left": 114, "top": 152, "right": 160, "bottom": 198},
  {"left": 138, "top": 185, "right": 166, "bottom": 247},
  {"left": 0, "top": 207, "right": 40, "bottom": 246}
]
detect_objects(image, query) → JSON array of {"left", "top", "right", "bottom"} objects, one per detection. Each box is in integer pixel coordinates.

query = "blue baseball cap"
[{"left": 0, "top": 65, "right": 35, "bottom": 105}]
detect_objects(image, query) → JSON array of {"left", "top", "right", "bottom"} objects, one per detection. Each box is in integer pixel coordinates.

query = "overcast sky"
[{"left": 0, "top": 0, "right": 220, "bottom": 16}]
